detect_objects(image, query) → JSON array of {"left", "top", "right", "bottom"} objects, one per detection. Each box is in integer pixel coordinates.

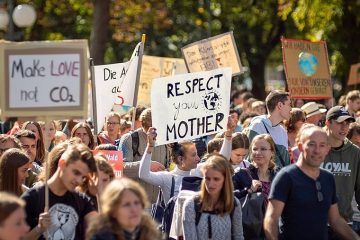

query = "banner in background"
[
  {"left": 347, "top": 63, "right": 360, "bottom": 86},
  {"left": 151, "top": 67, "right": 232, "bottom": 145},
  {"left": 92, "top": 150, "right": 123, "bottom": 178}
]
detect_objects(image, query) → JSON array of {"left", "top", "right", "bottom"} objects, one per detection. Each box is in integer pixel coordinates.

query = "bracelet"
[{"left": 225, "top": 134, "right": 232, "bottom": 138}]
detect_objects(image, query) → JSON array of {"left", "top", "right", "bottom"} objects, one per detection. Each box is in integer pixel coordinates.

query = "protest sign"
[
  {"left": 347, "top": 63, "right": 360, "bottom": 86},
  {"left": 137, "top": 55, "right": 187, "bottom": 106},
  {"left": 92, "top": 150, "right": 123, "bottom": 178},
  {"left": 93, "top": 42, "right": 143, "bottom": 134},
  {"left": 181, "top": 32, "right": 242, "bottom": 75},
  {"left": 281, "top": 38, "right": 332, "bottom": 99},
  {"left": 0, "top": 40, "right": 88, "bottom": 119},
  {"left": 151, "top": 67, "right": 232, "bottom": 145}
]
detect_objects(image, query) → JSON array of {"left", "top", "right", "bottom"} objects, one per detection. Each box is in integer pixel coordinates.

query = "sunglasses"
[{"left": 315, "top": 181, "right": 323, "bottom": 202}]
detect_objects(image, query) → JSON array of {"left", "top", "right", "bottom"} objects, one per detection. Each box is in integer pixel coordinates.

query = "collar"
[{"left": 172, "top": 166, "right": 191, "bottom": 177}]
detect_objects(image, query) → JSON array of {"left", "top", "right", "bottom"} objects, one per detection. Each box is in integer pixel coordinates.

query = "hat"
[
  {"left": 326, "top": 106, "right": 355, "bottom": 122},
  {"left": 301, "top": 102, "right": 327, "bottom": 118}
]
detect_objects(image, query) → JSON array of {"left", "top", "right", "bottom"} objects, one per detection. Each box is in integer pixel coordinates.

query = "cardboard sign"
[
  {"left": 93, "top": 150, "right": 123, "bottom": 178},
  {"left": 151, "top": 68, "right": 232, "bottom": 145},
  {"left": 137, "top": 55, "right": 188, "bottom": 106},
  {"left": 347, "top": 63, "right": 360, "bottom": 86},
  {"left": 93, "top": 42, "right": 142, "bottom": 133},
  {"left": 281, "top": 38, "right": 332, "bottom": 99},
  {"left": 0, "top": 40, "right": 88, "bottom": 119},
  {"left": 181, "top": 32, "right": 242, "bottom": 75}
]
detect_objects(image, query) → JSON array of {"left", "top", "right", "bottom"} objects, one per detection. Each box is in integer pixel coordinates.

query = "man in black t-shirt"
[
  {"left": 22, "top": 143, "right": 98, "bottom": 240},
  {"left": 264, "top": 125, "right": 358, "bottom": 240}
]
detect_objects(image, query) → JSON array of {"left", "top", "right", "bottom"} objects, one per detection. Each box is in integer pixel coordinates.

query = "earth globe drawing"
[{"left": 298, "top": 52, "right": 318, "bottom": 76}]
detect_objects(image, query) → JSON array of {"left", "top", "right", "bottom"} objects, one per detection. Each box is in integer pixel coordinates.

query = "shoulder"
[
  {"left": 248, "top": 115, "right": 266, "bottom": 128},
  {"left": 21, "top": 184, "right": 44, "bottom": 199}
]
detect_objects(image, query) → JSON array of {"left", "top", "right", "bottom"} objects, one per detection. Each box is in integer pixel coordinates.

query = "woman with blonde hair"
[
  {"left": 86, "top": 178, "right": 161, "bottom": 240},
  {"left": 182, "top": 154, "right": 244, "bottom": 240},
  {"left": 97, "top": 112, "right": 122, "bottom": 145}
]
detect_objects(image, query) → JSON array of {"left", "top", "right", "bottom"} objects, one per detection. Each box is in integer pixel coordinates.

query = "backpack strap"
[
  {"left": 194, "top": 196, "right": 202, "bottom": 226},
  {"left": 170, "top": 176, "right": 175, "bottom": 198},
  {"left": 131, "top": 131, "right": 140, "bottom": 158},
  {"left": 261, "top": 121, "right": 286, "bottom": 167}
]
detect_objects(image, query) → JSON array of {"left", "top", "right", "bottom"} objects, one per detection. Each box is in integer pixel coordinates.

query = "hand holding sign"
[{"left": 147, "top": 127, "right": 157, "bottom": 148}]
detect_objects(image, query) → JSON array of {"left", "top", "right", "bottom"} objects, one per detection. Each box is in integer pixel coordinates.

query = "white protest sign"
[
  {"left": 0, "top": 40, "right": 88, "bottom": 119},
  {"left": 151, "top": 68, "right": 232, "bottom": 145},
  {"left": 93, "top": 42, "right": 142, "bottom": 133},
  {"left": 181, "top": 32, "right": 242, "bottom": 76}
]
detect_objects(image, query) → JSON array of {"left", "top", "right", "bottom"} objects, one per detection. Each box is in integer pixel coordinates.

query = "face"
[
  {"left": 253, "top": 105, "right": 266, "bottom": 115},
  {"left": 0, "top": 140, "right": 16, "bottom": 157},
  {"left": 294, "top": 99, "right": 304, "bottom": 108},
  {"left": 19, "top": 137, "right": 36, "bottom": 162},
  {"left": 251, "top": 139, "right": 274, "bottom": 167},
  {"left": 114, "top": 190, "right": 143, "bottom": 232},
  {"left": 230, "top": 148, "right": 249, "bottom": 165},
  {"left": 59, "top": 160, "right": 90, "bottom": 191},
  {"left": 350, "top": 133, "right": 360, "bottom": 148},
  {"left": 181, "top": 144, "right": 200, "bottom": 171},
  {"left": 299, "top": 130, "right": 330, "bottom": 168},
  {"left": 327, "top": 119, "right": 351, "bottom": 143},
  {"left": 74, "top": 128, "right": 90, "bottom": 146},
  {"left": 0, "top": 207, "right": 29, "bottom": 240},
  {"left": 42, "top": 122, "right": 56, "bottom": 140},
  {"left": 17, "top": 164, "right": 29, "bottom": 186},
  {"left": 204, "top": 168, "right": 224, "bottom": 197},
  {"left": 295, "top": 115, "right": 306, "bottom": 130},
  {"left": 348, "top": 98, "right": 360, "bottom": 112},
  {"left": 24, "top": 124, "right": 39, "bottom": 141},
  {"left": 98, "top": 170, "right": 111, "bottom": 188},
  {"left": 230, "top": 112, "right": 239, "bottom": 123},
  {"left": 279, "top": 97, "right": 292, "bottom": 120},
  {"left": 306, "top": 113, "right": 322, "bottom": 125},
  {"left": 106, "top": 116, "right": 121, "bottom": 135}
]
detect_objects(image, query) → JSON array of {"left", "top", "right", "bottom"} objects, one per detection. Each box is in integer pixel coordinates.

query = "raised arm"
[{"left": 220, "top": 115, "right": 237, "bottom": 160}]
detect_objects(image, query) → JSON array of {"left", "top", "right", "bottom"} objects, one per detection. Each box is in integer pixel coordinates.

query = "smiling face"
[
  {"left": 114, "top": 189, "right": 143, "bottom": 232},
  {"left": 251, "top": 138, "right": 274, "bottom": 168},
  {"left": 0, "top": 207, "right": 29, "bottom": 240},
  {"left": 299, "top": 130, "right": 330, "bottom": 168},
  {"left": 326, "top": 119, "right": 351, "bottom": 144}
]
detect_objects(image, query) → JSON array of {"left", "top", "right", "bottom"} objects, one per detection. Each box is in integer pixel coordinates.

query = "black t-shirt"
[
  {"left": 21, "top": 184, "right": 95, "bottom": 240},
  {"left": 269, "top": 164, "right": 337, "bottom": 240}
]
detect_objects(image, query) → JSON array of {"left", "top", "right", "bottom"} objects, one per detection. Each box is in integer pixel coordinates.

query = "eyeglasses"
[
  {"left": 252, "top": 148, "right": 271, "bottom": 153},
  {"left": 315, "top": 181, "right": 323, "bottom": 202},
  {"left": 106, "top": 122, "right": 120, "bottom": 126}
]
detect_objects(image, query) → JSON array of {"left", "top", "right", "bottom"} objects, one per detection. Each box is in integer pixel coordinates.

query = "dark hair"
[
  {"left": 231, "top": 90, "right": 242, "bottom": 102},
  {"left": 14, "top": 129, "right": 36, "bottom": 140},
  {"left": 285, "top": 108, "right": 305, "bottom": 133},
  {"left": 347, "top": 122, "right": 360, "bottom": 140},
  {"left": 232, "top": 132, "right": 250, "bottom": 150},
  {"left": 239, "top": 112, "right": 259, "bottom": 125},
  {"left": 265, "top": 90, "right": 290, "bottom": 113},
  {"left": 0, "top": 149, "right": 29, "bottom": 196},
  {"left": 229, "top": 109, "right": 241, "bottom": 118},
  {"left": 71, "top": 122, "right": 95, "bottom": 149},
  {"left": 0, "top": 134, "right": 21, "bottom": 149},
  {"left": 94, "top": 144, "right": 118, "bottom": 151},
  {"left": 169, "top": 141, "right": 194, "bottom": 165},
  {"left": 140, "top": 108, "right": 152, "bottom": 130},
  {"left": 240, "top": 92, "right": 254, "bottom": 103},
  {"left": 0, "top": 192, "right": 25, "bottom": 225},
  {"left": 127, "top": 105, "right": 147, "bottom": 121},
  {"left": 63, "top": 144, "right": 97, "bottom": 173},
  {"left": 21, "top": 121, "right": 46, "bottom": 164},
  {"left": 207, "top": 138, "right": 224, "bottom": 154}
]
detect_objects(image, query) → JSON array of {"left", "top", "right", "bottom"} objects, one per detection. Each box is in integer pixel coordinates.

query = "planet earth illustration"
[{"left": 298, "top": 52, "right": 318, "bottom": 76}]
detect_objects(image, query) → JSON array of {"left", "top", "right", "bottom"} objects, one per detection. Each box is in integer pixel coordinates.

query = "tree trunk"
[
  {"left": 248, "top": 59, "right": 266, "bottom": 100},
  {"left": 90, "top": 0, "right": 110, "bottom": 65}
]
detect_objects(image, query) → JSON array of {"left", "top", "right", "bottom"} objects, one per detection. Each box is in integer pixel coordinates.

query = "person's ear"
[
  {"left": 298, "top": 142, "right": 303, "bottom": 152},
  {"left": 58, "top": 158, "right": 66, "bottom": 170}
]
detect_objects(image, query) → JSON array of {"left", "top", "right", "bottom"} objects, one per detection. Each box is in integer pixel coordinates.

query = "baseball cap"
[
  {"left": 301, "top": 102, "right": 327, "bottom": 118},
  {"left": 326, "top": 106, "right": 355, "bottom": 122}
]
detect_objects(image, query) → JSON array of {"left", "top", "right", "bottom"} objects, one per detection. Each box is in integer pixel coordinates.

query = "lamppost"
[{"left": 0, "top": 1, "right": 36, "bottom": 41}]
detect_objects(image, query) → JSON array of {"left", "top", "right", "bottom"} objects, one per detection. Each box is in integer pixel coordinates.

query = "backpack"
[
  {"left": 193, "top": 196, "right": 238, "bottom": 240},
  {"left": 116, "top": 131, "right": 140, "bottom": 157}
]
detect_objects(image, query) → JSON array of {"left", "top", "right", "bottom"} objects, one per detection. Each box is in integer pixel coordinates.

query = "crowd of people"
[{"left": 1, "top": 89, "right": 360, "bottom": 240}]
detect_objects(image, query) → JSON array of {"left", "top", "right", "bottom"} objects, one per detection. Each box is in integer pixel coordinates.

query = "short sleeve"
[
  {"left": 21, "top": 189, "right": 40, "bottom": 229},
  {"left": 268, "top": 168, "right": 292, "bottom": 203}
]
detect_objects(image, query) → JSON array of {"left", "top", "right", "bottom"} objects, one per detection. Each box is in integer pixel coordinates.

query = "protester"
[
  {"left": 86, "top": 178, "right": 161, "bottom": 240},
  {"left": 119, "top": 108, "right": 167, "bottom": 203},
  {"left": 346, "top": 90, "right": 360, "bottom": 118},
  {"left": 71, "top": 122, "right": 96, "bottom": 149},
  {"left": 94, "top": 144, "right": 118, "bottom": 151},
  {"left": 98, "top": 112, "right": 122, "bottom": 145},
  {"left": 251, "top": 100, "right": 267, "bottom": 115},
  {"left": 230, "top": 132, "right": 250, "bottom": 169},
  {"left": 39, "top": 120, "right": 57, "bottom": 151},
  {"left": 322, "top": 106, "right": 360, "bottom": 228},
  {"left": 54, "top": 130, "right": 68, "bottom": 146},
  {"left": 22, "top": 143, "right": 98, "bottom": 240},
  {"left": 246, "top": 90, "right": 291, "bottom": 167},
  {"left": 301, "top": 102, "right": 327, "bottom": 126},
  {"left": 119, "top": 119, "right": 132, "bottom": 138},
  {"left": 233, "top": 134, "right": 278, "bottom": 199},
  {"left": 22, "top": 121, "right": 46, "bottom": 166},
  {"left": 182, "top": 154, "right": 244, "bottom": 240},
  {"left": 285, "top": 108, "right": 306, "bottom": 148},
  {"left": 264, "top": 125, "right": 358, "bottom": 240},
  {"left": 0, "top": 134, "right": 21, "bottom": 158},
  {"left": 0, "top": 149, "right": 30, "bottom": 196},
  {"left": 0, "top": 192, "right": 29, "bottom": 240}
]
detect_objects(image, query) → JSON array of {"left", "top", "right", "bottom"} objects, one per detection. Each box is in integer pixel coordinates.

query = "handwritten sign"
[
  {"left": 281, "top": 38, "right": 332, "bottom": 99},
  {"left": 347, "top": 63, "right": 360, "bottom": 86},
  {"left": 137, "top": 55, "right": 188, "bottom": 106},
  {"left": 93, "top": 150, "right": 123, "bottom": 178},
  {"left": 93, "top": 42, "right": 142, "bottom": 133},
  {"left": 0, "top": 40, "right": 88, "bottom": 119},
  {"left": 181, "top": 32, "right": 242, "bottom": 75},
  {"left": 151, "top": 68, "right": 232, "bottom": 145}
]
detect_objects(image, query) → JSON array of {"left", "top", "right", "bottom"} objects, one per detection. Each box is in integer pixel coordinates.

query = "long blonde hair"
[{"left": 200, "top": 154, "right": 234, "bottom": 215}]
